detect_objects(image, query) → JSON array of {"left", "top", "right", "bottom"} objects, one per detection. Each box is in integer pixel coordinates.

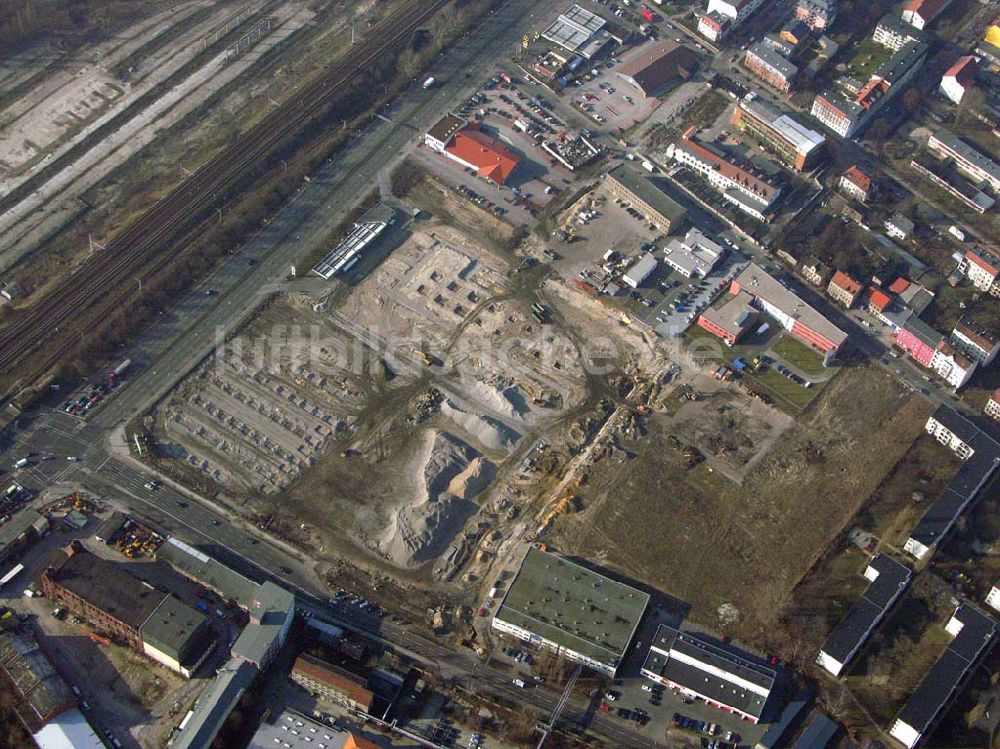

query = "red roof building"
[
  {"left": 840, "top": 166, "right": 873, "bottom": 202},
  {"left": 828, "top": 270, "right": 863, "bottom": 308},
  {"left": 888, "top": 277, "right": 911, "bottom": 294},
  {"left": 941, "top": 56, "right": 978, "bottom": 104},
  {"left": 901, "top": 0, "right": 952, "bottom": 28},
  {"left": 444, "top": 130, "right": 520, "bottom": 185},
  {"left": 866, "top": 286, "right": 893, "bottom": 313}
]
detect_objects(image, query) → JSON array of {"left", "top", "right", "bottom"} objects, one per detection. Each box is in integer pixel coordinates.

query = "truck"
[
  {"left": 13, "top": 458, "right": 27, "bottom": 469},
  {"left": 948, "top": 225, "right": 966, "bottom": 242},
  {"left": 422, "top": 76, "right": 435, "bottom": 89},
  {"left": 641, "top": 7, "right": 655, "bottom": 22},
  {"left": 641, "top": 160, "right": 655, "bottom": 172},
  {"left": 512, "top": 678, "right": 527, "bottom": 688}
]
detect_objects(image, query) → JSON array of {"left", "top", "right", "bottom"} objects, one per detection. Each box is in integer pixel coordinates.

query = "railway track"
[{"left": 0, "top": 0, "right": 448, "bottom": 387}]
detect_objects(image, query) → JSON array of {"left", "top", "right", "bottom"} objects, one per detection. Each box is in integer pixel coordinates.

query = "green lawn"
[
  {"left": 846, "top": 38, "right": 893, "bottom": 82},
  {"left": 770, "top": 334, "right": 828, "bottom": 376},
  {"left": 683, "top": 325, "right": 828, "bottom": 411},
  {"left": 748, "top": 367, "right": 825, "bottom": 411}
]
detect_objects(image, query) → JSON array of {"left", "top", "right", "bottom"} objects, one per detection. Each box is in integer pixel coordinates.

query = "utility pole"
[
  {"left": 136, "top": 276, "right": 143, "bottom": 294},
  {"left": 87, "top": 233, "right": 106, "bottom": 255}
]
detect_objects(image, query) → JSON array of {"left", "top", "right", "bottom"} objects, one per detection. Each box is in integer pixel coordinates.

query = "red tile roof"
[
  {"left": 292, "top": 655, "right": 373, "bottom": 710},
  {"left": 904, "top": 0, "right": 948, "bottom": 19},
  {"left": 343, "top": 734, "right": 381, "bottom": 749},
  {"left": 677, "top": 138, "right": 777, "bottom": 201},
  {"left": 888, "top": 277, "right": 911, "bottom": 294},
  {"left": 842, "top": 166, "right": 871, "bottom": 193},
  {"left": 867, "top": 286, "right": 892, "bottom": 312},
  {"left": 445, "top": 130, "right": 520, "bottom": 184},
  {"left": 944, "top": 55, "right": 978, "bottom": 88},
  {"left": 966, "top": 249, "right": 1000, "bottom": 276},
  {"left": 830, "top": 270, "right": 861, "bottom": 295}
]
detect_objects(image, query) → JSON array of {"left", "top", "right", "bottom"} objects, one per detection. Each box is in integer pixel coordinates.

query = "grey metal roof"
[
  {"left": 747, "top": 43, "right": 798, "bottom": 78},
  {"left": 909, "top": 406, "right": 1000, "bottom": 549},
  {"left": 606, "top": 165, "right": 687, "bottom": 225},
  {"left": 820, "top": 554, "right": 911, "bottom": 665},
  {"left": 171, "top": 658, "right": 257, "bottom": 749},
  {"left": 644, "top": 624, "right": 776, "bottom": 719},
  {"left": 791, "top": 714, "right": 839, "bottom": 749},
  {"left": 139, "top": 595, "right": 212, "bottom": 665},
  {"left": 931, "top": 128, "right": 1000, "bottom": 185},
  {"left": 896, "top": 604, "right": 996, "bottom": 736},
  {"left": 494, "top": 547, "right": 649, "bottom": 670}
]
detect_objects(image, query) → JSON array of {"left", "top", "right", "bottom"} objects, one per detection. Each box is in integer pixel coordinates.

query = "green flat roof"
[
  {"left": 607, "top": 165, "right": 687, "bottom": 224},
  {"left": 495, "top": 548, "right": 649, "bottom": 668},
  {"left": 140, "top": 595, "right": 212, "bottom": 664}
]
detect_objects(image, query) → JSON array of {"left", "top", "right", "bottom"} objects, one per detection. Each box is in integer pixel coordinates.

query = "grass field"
[
  {"left": 684, "top": 325, "right": 827, "bottom": 411},
  {"left": 770, "top": 335, "right": 827, "bottom": 376},
  {"left": 551, "top": 366, "right": 932, "bottom": 644},
  {"left": 748, "top": 367, "right": 823, "bottom": 410}
]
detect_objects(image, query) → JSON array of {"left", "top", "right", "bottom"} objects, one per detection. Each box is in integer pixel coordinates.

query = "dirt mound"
[
  {"left": 447, "top": 457, "right": 496, "bottom": 500},
  {"left": 440, "top": 399, "right": 521, "bottom": 452},
  {"left": 461, "top": 377, "right": 530, "bottom": 422},
  {"left": 379, "top": 430, "right": 492, "bottom": 568}
]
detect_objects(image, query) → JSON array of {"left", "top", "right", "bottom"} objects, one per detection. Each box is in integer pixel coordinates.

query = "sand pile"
[
  {"left": 379, "top": 430, "right": 492, "bottom": 568},
  {"left": 440, "top": 399, "right": 521, "bottom": 452},
  {"left": 461, "top": 377, "right": 530, "bottom": 422}
]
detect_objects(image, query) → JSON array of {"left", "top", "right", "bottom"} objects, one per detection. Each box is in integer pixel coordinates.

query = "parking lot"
[{"left": 566, "top": 51, "right": 661, "bottom": 131}]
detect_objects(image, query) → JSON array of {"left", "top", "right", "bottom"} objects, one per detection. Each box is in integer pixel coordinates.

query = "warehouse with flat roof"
[
  {"left": 492, "top": 547, "right": 649, "bottom": 674},
  {"left": 605, "top": 165, "right": 686, "bottom": 234},
  {"left": 641, "top": 624, "right": 777, "bottom": 723}
]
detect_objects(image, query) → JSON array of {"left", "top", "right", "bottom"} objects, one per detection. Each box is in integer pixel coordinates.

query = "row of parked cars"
[
  {"left": 455, "top": 183, "right": 505, "bottom": 217},
  {"left": 672, "top": 713, "right": 739, "bottom": 743},
  {"left": 775, "top": 363, "right": 812, "bottom": 388}
]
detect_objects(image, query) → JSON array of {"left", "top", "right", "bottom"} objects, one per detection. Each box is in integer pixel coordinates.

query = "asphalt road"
[{"left": 0, "top": 2, "right": 679, "bottom": 747}]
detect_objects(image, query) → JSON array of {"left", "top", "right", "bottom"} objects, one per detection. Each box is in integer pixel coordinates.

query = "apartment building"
[
  {"left": 744, "top": 43, "right": 798, "bottom": 92},
  {"left": 795, "top": 0, "right": 836, "bottom": 30},
  {"left": 927, "top": 129, "right": 1000, "bottom": 193},
  {"left": 951, "top": 318, "right": 999, "bottom": 364},
  {"left": 874, "top": 13, "right": 923, "bottom": 50},
  {"left": 731, "top": 95, "right": 825, "bottom": 171},
  {"left": 839, "top": 165, "right": 873, "bottom": 202},
  {"left": 827, "top": 270, "right": 862, "bottom": 308},
  {"left": 958, "top": 248, "right": 1000, "bottom": 294}
]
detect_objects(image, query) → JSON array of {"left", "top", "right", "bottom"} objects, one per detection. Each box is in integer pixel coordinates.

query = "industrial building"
[
  {"left": 641, "top": 624, "right": 777, "bottom": 724},
  {"left": 663, "top": 228, "right": 725, "bottom": 279},
  {"left": 168, "top": 546, "right": 297, "bottom": 749},
  {"left": 615, "top": 42, "right": 698, "bottom": 98},
  {"left": 291, "top": 654, "right": 374, "bottom": 713},
  {"left": 541, "top": 4, "right": 609, "bottom": 58},
  {"left": 732, "top": 95, "right": 825, "bottom": 171},
  {"left": 231, "top": 580, "right": 295, "bottom": 668},
  {"left": 790, "top": 715, "right": 839, "bottom": 749},
  {"left": 890, "top": 604, "right": 996, "bottom": 748},
  {"left": 0, "top": 508, "right": 49, "bottom": 569},
  {"left": 247, "top": 709, "right": 378, "bottom": 749},
  {"left": 623, "top": 254, "right": 658, "bottom": 289},
  {"left": 604, "top": 164, "right": 687, "bottom": 233},
  {"left": 424, "top": 115, "right": 520, "bottom": 185},
  {"left": 671, "top": 136, "right": 780, "bottom": 221},
  {"left": 312, "top": 218, "right": 390, "bottom": 280},
  {"left": 697, "top": 291, "right": 760, "bottom": 345},
  {"left": 141, "top": 595, "right": 215, "bottom": 678},
  {"left": 491, "top": 546, "right": 649, "bottom": 675},
  {"left": 905, "top": 407, "right": 1000, "bottom": 560},
  {"left": 816, "top": 554, "right": 911, "bottom": 676},
  {"left": 927, "top": 129, "right": 1000, "bottom": 194},
  {"left": 730, "top": 263, "right": 847, "bottom": 363},
  {"left": 41, "top": 544, "right": 214, "bottom": 678}
]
